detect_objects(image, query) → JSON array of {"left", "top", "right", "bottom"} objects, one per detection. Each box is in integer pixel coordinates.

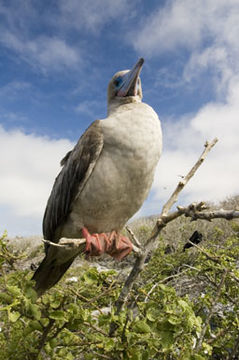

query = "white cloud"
[
  {"left": 31, "top": 37, "right": 80, "bottom": 70},
  {"left": 132, "top": 0, "right": 239, "bottom": 92},
  {"left": 128, "top": 0, "right": 239, "bottom": 213},
  {"left": 133, "top": 0, "right": 239, "bottom": 55},
  {"left": 132, "top": 1, "right": 203, "bottom": 54},
  {"left": 75, "top": 100, "right": 103, "bottom": 119},
  {"left": 0, "top": 1, "right": 82, "bottom": 73},
  {"left": 0, "top": 0, "right": 136, "bottom": 73},
  {"left": 0, "top": 31, "right": 81, "bottom": 72},
  {"left": 0, "top": 125, "right": 74, "bottom": 235},
  {"left": 151, "top": 78, "right": 239, "bottom": 207},
  {"left": 0, "top": 81, "right": 31, "bottom": 98},
  {"left": 57, "top": 0, "right": 136, "bottom": 32}
]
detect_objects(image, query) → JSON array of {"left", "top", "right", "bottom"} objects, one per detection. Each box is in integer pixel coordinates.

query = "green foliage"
[
  {"left": 1, "top": 221, "right": 239, "bottom": 359},
  {"left": 142, "top": 225, "right": 239, "bottom": 359}
]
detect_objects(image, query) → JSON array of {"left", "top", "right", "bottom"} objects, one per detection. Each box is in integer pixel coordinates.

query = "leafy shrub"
[{"left": 0, "top": 218, "right": 239, "bottom": 359}]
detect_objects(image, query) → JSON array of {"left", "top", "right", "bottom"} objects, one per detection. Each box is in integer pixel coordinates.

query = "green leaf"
[
  {"left": 0, "top": 292, "right": 12, "bottom": 304},
  {"left": 49, "top": 310, "right": 66, "bottom": 321},
  {"left": 65, "top": 353, "right": 74, "bottom": 360},
  {"left": 142, "top": 350, "right": 149, "bottom": 360},
  {"left": 146, "top": 307, "right": 160, "bottom": 322},
  {"left": 168, "top": 315, "right": 181, "bottom": 325},
  {"left": 178, "top": 299, "right": 190, "bottom": 310},
  {"left": 68, "top": 303, "right": 79, "bottom": 315},
  {"left": 29, "top": 303, "right": 41, "bottom": 320},
  {"left": 25, "top": 286, "right": 38, "bottom": 302},
  {"left": 83, "top": 269, "right": 99, "bottom": 284},
  {"left": 49, "top": 338, "right": 57, "bottom": 349},
  {"left": 44, "top": 343, "right": 52, "bottom": 355},
  {"left": 158, "top": 321, "right": 175, "bottom": 349},
  {"left": 133, "top": 320, "right": 151, "bottom": 334},
  {"left": 61, "top": 330, "right": 75, "bottom": 345},
  {"left": 50, "top": 298, "right": 62, "bottom": 309},
  {"left": 158, "top": 284, "right": 167, "bottom": 291},
  {"left": 40, "top": 317, "right": 50, "bottom": 327},
  {"left": 6, "top": 285, "right": 21, "bottom": 297},
  {"left": 8, "top": 311, "right": 20, "bottom": 322},
  {"left": 29, "top": 320, "right": 43, "bottom": 331},
  {"left": 104, "top": 338, "right": 115, "bottom": 351},
  {"left": 58, "top": 348, "right": 69, "bottom": 356},
  {"left": 131, "top": 352, "right": 142, "bottom": 360},
  {"left": 98, "top": 313, "right": 111, "bottom": 326},
  {"left": 160, "top": 330, "right": 174, "bottom": 349}
]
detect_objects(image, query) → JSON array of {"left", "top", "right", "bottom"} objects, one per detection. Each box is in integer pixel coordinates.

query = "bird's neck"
[{"left": 107, "top": 96, "right": 141, "bottom": 116}]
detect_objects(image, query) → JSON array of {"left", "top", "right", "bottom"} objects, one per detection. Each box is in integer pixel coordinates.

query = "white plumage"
[{"left": 33, "top": 58, "right": 162, "bottom": 295}]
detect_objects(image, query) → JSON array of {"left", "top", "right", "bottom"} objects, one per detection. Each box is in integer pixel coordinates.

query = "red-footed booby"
[{"left": 33, "top": 58, "right": 162, "bottom": 295}]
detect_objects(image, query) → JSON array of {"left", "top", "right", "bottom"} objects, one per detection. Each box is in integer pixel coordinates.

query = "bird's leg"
[{"left": 82, "top": 227, "right": 133, "bottom": 261}]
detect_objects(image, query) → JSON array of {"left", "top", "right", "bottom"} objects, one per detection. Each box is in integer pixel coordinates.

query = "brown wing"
[{"left": 43, "top": 120, "right": 104, "bottom": 242}]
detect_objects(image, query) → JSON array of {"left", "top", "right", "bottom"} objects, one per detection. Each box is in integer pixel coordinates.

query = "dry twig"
[
  {"left": 161, "top": 138, "right": 218, "bottom": 217},
  {"left": 42, "top": 233, "right": 142, "bottom": 257}
]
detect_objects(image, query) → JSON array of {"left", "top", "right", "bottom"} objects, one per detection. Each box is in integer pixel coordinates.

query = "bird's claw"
[{"left": 82, "top": 227, "right": 133, "bottom": 260}]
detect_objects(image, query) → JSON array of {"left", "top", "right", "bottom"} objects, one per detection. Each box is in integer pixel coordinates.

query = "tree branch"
[
  {"left": 160, "top": 138, "right": 218, "bottom": 217},
  {"left": 178, "top": 206, "right": 239, "bottom": 221},
  {"left": 42, "top": 236, "right": 142, "bottom": 258},
  {"left": 44, "top": 204, "right": 238, "bottom": 265},
  {"left": 125, "top": 225, "right": 142, "bottom": 248},
  {"left": 109, "top": 138, "right": 219, "bottom": 336}
]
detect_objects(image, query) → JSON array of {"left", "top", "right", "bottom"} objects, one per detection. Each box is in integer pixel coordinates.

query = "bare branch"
[
  {"left": 146, "top": 202, "right": 207, "bottom": 249},
  {"left": 178, "top": 206, "right": 239, "bottom": 221},
  {"left": 161, "top": 138, "right": 218, "bottom": 216},
  {"left": 125, "top": 225, "right": 142, "bottom": 248},
  {"left": 147, "top": 139, "right": 218, "bottom": 248},
  {"left": 42, "top": 238, "right": 86, "bottom": 264},
  {"left": 43, "top": 238, "right": 86, "bottom": 248},
  {"left": 109, "top": 139, "right": 218, "bottom": 336},
  {"left": 42, "top": 236, "right": 142, "bottom": 258}
]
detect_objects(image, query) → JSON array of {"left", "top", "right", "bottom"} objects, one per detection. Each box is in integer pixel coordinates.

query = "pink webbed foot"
[{"left": 82, "top": 227, "right": 133, "bottom": 261}]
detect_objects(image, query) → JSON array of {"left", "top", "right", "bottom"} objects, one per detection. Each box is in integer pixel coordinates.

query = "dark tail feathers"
[{"left": 32, "top": 254, "right": 75, "bottom": 296}]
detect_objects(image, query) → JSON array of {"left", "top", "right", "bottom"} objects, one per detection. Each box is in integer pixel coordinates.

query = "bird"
[
  {"left": 32, "top": 58, "right": 162, "bottom": 296},
  {"left": 183, "top": 231, "right": 203, "bottom": 252}
]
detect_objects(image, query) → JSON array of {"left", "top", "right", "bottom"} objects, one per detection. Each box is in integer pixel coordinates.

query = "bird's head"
[{"left": 107, "top": 58, "right": 144, "bottom": 114}]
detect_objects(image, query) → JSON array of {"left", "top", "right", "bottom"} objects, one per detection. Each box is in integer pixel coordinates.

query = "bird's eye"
[{"left": 114, "top": 77, "right": 123, "bottom": 88}]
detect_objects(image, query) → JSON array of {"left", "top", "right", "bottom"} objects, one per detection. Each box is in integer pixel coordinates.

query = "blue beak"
[{"left": 117, "top": 58, "right": 144, "bottom": 97}]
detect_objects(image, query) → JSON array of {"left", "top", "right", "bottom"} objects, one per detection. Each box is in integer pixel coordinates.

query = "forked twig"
[{"left": 161, "top": 138, "right": 218, "bottom": 216}]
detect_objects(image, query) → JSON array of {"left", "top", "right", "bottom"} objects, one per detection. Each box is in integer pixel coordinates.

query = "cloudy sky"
[{"left": 1, "top": 0, "right": 239, "bottom": 236}]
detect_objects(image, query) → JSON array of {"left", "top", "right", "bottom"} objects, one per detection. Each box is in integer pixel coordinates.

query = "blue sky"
[{"left": 1, "top": 0, "right": 239, "bottom": 236}]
